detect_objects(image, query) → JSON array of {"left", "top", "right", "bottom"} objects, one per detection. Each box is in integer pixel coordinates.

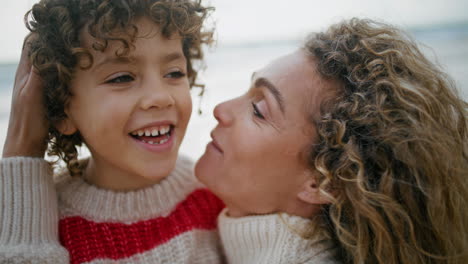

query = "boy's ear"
[
  {"left": 55, "top": 116, "right": 77, "bottom": 135},
  {"left": 297, "top": 178, "right": 331, "bottom": 205}
]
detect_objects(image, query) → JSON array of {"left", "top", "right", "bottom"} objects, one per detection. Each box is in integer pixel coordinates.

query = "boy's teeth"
[
  {"left": 132, "top": 125, "right": 171, "bottom": 137},
  {"left": 141, "top": 138, "right": 169, "bottom": 145},
  {"left": 161, "top": 125, "right": 170, "bottom": 135}
]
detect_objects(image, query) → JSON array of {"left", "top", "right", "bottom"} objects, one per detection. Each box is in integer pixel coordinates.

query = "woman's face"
[{"left": 195, "top": 50, "right": 332, "bottom": 217}]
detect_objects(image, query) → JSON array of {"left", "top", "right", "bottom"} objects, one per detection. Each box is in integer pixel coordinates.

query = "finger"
[
  {"left": 14, "top": 53, "right": 32, "bottom": 87},
  {"left": 21, "top": 33, "right": 33, "bottom": 50},
  {"left": 14, "top": 35, "right": 35, "bottom": 88},
  {"left": 22, "top": 32, "right": 38, "bottom": 53},
  {"left": 21, "top": 33, "right": 35, "bottom": 66},
  {"left": 25, "top": 65, "right": 44, "bottom": 95}
]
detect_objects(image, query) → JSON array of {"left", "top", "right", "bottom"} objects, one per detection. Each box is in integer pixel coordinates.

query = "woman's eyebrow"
[{"left": 253, "top": 76, "right": 285, "bottom": 114}]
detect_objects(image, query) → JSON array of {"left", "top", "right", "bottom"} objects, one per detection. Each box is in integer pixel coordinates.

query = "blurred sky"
[{"left": 0, "top": 0, "right": 467, "bottom": 63}]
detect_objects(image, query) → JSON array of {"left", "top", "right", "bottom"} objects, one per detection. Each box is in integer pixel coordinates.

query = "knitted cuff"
[{"left": 0, "top": 157, "right": 60, "bottom": 245}]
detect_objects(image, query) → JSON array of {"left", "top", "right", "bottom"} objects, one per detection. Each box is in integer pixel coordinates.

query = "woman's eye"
[
  {"left": 165, "top": 71, "right": 186, "bottom": 79},
  {"left": 106, "top": 74, "right": 134, "bottom": 84},
  {"left": 252, "top": 102, "right": 265, "bottom": 119}
]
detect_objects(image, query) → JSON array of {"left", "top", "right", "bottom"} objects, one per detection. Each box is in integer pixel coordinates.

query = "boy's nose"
[{"left": 140, "top": 83, "right": 174, "bottom": 110}]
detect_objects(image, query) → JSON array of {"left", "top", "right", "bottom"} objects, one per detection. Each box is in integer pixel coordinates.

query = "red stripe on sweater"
[{"left": 59, "top": 188, "right": 224, "bottom": 264}]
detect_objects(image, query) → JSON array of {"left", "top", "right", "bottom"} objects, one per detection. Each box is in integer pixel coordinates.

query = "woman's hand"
[{"left": 2, "top": 35, "right": 49, "bottom": 158}]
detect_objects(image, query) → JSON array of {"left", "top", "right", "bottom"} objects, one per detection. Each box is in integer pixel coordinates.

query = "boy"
[{"left": 0, "top": 0, "right": 224, "bottom": 263}]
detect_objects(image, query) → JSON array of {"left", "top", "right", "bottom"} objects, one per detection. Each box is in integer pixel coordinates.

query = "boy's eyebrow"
[
  {"left": 251, "top": 73, "right": 285, "bottom": 114},
  {"left": 162, "top": 52, "right": 186, "bottom": 64},
  {"left": 93, "top": 52, "right": 185, "bottom": 70},
  {"left": 94, "top": 56, "right": 136, "bottom": 70}
]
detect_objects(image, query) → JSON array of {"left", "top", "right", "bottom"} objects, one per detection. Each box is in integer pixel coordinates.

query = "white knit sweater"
[{"left": 218, "top": 208, "right": 339, "bottom": 264}]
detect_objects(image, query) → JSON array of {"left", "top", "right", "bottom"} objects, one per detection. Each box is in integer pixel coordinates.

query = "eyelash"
[
  {"left": 165, "top": 70, "right": 186, "bottom": 79},
  {"left": 105, "top": 69, "right": 186, "bottom": 84},
  {"left": 106, "top": 74, "right": 134, "bottom": 84},
  {"left": 252, "top": 102, "right": 265, "bottom": 119}
]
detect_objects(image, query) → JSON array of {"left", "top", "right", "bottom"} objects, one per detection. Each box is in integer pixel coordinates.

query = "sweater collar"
[
  {"left": 218, "top": 208, "right": 337, "bottom": 264},
  {"left": 55, "top": 155, "right": 203, "bottom": 223}
]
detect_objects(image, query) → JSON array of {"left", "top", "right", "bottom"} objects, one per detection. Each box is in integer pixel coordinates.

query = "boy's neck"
[{"left": 83, "top": 157, "right": 163, "bottom": 191}]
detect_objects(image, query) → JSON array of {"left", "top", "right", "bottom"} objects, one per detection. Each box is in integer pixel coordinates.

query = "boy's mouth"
[{"left": 129, "top": 125, "right": 174, "bottom": 145}]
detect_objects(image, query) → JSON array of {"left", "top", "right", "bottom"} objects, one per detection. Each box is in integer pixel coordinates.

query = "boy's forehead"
[
  {"left": 80, "top": 16, "right": 182, "bottom": 48},
  {"left": 79, "top": 30, "right": 125, "bottom": 52},
  {"left": 78, "top": 17, "right": 183, "bottom": 56}
]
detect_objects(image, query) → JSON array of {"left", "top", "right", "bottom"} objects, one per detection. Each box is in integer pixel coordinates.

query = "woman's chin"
[{"left": 194, "top": 154, "right": 217, "bottom": 190}]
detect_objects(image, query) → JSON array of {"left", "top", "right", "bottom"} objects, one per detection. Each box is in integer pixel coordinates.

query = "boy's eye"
[
  {"left": 165, "top": 71, "right": 186, "bottom": 79},
  {"left": 252, "top": 102, "right": 265, "bottom": 119},
  {"left": 106, "top": 74, "right": 134, "bottom": 84}
]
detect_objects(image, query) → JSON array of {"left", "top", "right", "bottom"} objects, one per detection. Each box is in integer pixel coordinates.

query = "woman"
[{"left": 195, "top": 18, "right": 468, "bottom": 264}]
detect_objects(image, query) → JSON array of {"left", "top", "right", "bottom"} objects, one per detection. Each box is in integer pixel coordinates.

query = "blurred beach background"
[{"left": 0, "top": 0, "right": 467, "bottom": 162}]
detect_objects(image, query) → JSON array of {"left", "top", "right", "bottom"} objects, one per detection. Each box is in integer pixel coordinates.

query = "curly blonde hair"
[
  {"left": 25, "top": 0, "right": 214, "bottom": 175},
  {"left": 304, "top": 18, "right": 468, "bottom": 264}
]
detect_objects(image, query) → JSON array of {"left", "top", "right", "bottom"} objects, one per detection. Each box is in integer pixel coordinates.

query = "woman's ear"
[{"left": 297, "top": 178, "right": 331, "bottom": 205}]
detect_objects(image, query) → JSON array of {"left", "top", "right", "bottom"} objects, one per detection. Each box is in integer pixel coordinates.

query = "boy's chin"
[{"left": 140, "top": 166, "right": 174, "bottom": 182}]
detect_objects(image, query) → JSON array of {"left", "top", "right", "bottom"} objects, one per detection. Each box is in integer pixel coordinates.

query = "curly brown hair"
[
  {"left": 304, "top": 18, "right": 468, "bottom": 264},
  {"left": 25, "top": 0, "right": 214, "bottom": 175}
]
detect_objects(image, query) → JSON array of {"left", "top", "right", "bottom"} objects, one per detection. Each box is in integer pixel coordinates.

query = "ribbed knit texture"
[
  {"left": 218, "top": 208, "right": 339, "bottom": 264},
  {"left": 0, "top": 156, "right": 225, "bottom": 263},
  {"left": 0, "top": 157, "right": 69, "bottom": 262}
]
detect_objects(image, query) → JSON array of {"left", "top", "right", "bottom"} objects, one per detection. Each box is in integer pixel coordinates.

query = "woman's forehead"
[{"left": 257, "top": 51, "right": 325, "bottom": 107}]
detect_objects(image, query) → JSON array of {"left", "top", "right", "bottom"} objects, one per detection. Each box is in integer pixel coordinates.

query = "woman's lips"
[
  {"left": 211, "top": 139, "right": 223, "bottom": 153},
  {"left": 210, "top": 132, "right": 223, "bottom": 153}
]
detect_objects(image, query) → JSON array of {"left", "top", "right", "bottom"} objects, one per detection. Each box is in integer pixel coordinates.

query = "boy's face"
[{"left": 61, "top": 17, "right": 192, "bottom": 190}]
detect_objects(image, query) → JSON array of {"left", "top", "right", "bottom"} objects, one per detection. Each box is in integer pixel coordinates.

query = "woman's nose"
[{"left": 213, "top": 99, "right": 235, "bottom": 126}]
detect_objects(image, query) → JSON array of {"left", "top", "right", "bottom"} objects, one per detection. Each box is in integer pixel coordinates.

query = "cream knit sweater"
[{"left": 218, "top": 208, "right": 339, "bottom": 264}]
